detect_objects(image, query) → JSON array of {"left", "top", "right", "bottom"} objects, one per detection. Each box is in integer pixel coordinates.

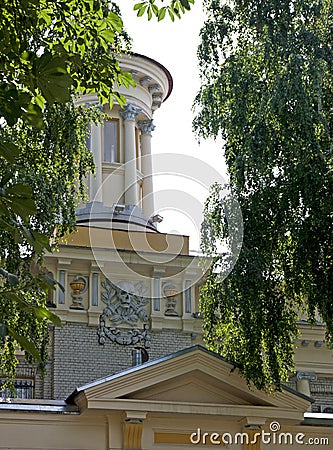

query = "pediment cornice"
[{"left": 67, "top": 346, "right": 311, "bottom": 421}]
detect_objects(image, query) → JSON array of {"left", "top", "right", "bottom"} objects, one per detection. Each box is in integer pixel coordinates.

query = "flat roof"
[{"left": 0, "top": 399, "right": 79, "bottom": 414}]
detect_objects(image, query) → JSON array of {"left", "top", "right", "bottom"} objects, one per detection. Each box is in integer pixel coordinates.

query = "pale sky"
[{"left": 119, "top": 1, "right": 228, "bottom": 251}]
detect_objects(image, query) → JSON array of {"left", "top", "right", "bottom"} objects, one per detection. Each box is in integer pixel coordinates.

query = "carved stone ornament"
[
  {"left": 98, "top": 323, "right": 151, "bottom": 348},
  {"left": 137, "top": 119, "right": 155, "bottom": 135},
  {"left": 139, "top": 76, "right": 152, "bottom": 87},
  {"left": 119, "top": 103, "right": 141, "bottom": 121},
  {"left": 98, "top": 279, "right": 151, "bottom": 347},
  {"left": 163, "top": 283, "right": 178, "bottom": 316},
  {"left": 69, "top": 275, "right": 88, "bottom": 310},
  {"left": 296, "top": 371, "right": 318, "bottom": 381},
  {"left": 152, "top": 101, "right": 162, "bottom": 110},
  {"left": 100, "top": 279, "right": 148, "bottom": 326},
  {"left": 152, "top": 92, "right": 163, "bottom": 101},
  {"left": 148, "top": 83, "right": 161, "bottom": 93}
]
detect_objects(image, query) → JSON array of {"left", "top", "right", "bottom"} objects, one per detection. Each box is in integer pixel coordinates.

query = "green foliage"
[
  {"left": 0, "top": 103, "right": 99, "bottom": 385},
  {"left": 0, "top": 0, "right": 134, "bottom": 387},
  {"left": 194, "top": 0, "right": 333, "bottom": 391},
  {"left": 0, "top": 0, "right": 188, "bottom": 390},
  {"left": 0, "top": 0, "right": 133, "bottom": 128},
  {"left": 134, "top": 0, "right": 195, "bottom": 21}
]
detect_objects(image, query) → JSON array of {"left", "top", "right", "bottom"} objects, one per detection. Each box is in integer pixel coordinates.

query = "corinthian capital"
[
  {"left": 137, "top": 119, "right": 155, "bottom": 135},
  {"left": 119, "top": 103, "right": 141, "bottom": 121}
]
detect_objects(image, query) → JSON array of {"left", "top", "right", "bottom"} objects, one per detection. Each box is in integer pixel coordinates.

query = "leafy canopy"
[
  {"left": 194, "top": 0, "right": 333, "bottom": 391},
  {"left": 0, "top": 0, "right": 133, "bottom": 384},
  {"left": 0, "top": 0, "right": 133, "bottom": 129},
  {"left": 0, "top": 0, "right": 194, "bottom": 388},
  {"left": 134, "top": 0, "right": 195, "bottom": 21}
]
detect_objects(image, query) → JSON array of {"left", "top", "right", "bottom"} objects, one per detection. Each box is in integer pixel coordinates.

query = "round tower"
[{"left": 75, "top": 53, "right": 173, "bottom": 232}]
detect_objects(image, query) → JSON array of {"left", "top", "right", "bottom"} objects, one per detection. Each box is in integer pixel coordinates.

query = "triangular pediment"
[
  {"left": 67, "top": 346, "right": 311, "bottom": 421},
  {"left": 122, "top": 370, "right": 256, "bottom": 405}
]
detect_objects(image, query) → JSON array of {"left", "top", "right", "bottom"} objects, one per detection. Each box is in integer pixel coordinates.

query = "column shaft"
[
  {"left": 120, "top": 104, "right": 141, "bottom": 206},
  {"left": 140, "top": 133, "right": 154, "bottom": 216},
  {"left": 138, "top": 119, "right": 155, "bottom": 217},
  {"left": 123, "top": 119, "right": 139, "bottom": 205},
  {"left": 90, "top": 123, "right": 103, "bottom": 203}
]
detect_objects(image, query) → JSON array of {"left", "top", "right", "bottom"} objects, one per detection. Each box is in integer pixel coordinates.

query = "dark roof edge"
[
  {"left": 132, "top": 52, "right": 173, "bottom": 102},
  {"left": 0, "top": 402, "right": 79, "bottom": 414},
  {"left": 65, "top": 344, "right": 313, "bottom": 406},
  {"left": 282, "top": 384, "right": 314, "bottom": 403}
]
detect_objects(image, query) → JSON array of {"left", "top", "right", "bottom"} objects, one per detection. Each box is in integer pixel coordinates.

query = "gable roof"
[
  {"left": 66, "top": 345, "right": 234, "bottom": 403},
  {"left": 66, "top": 345, "right": 312, "bottom": 422}
]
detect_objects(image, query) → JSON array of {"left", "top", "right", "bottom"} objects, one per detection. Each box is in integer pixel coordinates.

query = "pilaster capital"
[
  {"left": 243, "top": 416, "right": 267, "bottom": 427},
  {"left": 57, "top": 259, "right": 72, "bottom": 270},
  {"left": 296, "top": 371, "right": 317, "bottom": 381},
  {"left": 119, "top": 103, "right": 141, "bottom": 121},
  {"left": 137, "top": 119, "right": 155, "bottom": 135},
  {"left": 125, "top": 411, "right": 147, "bottom": 421},
  {"left": 90, "top": 261, "right": 104, "bottom": 272},
  {"left": 151, "top": 268, "right": 166, "bottom": 277}
]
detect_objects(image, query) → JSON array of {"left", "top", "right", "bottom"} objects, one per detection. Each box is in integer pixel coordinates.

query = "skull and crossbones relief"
[{"left": 100, "top": 279, "right": 149, "bottom": 327}]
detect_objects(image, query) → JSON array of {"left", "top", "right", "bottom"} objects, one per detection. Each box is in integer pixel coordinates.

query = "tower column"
[
  {"left": 120, "top": 103, "right": 141, "bottom": 206},
  {"left": 90, "top": 123, "right": 103, "bottom": 203},
  {"left": 138, "top": 119, "right": 155, "bottom": 216}
]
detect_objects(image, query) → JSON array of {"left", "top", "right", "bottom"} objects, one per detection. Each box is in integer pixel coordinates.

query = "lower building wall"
[
  {"left": 49, "top": 323, "right": 192, "bottom": 400},
  {"left": 0, "top": 412, "right": 332, "bottom": 450},
  {"left": 0, "top": 414, "right": 108, "bottom": 450}
]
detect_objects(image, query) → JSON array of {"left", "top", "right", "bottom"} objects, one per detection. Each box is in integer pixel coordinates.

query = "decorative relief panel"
[
  {"left": 69, "top": 275, "right": 88, "bottom": 310},
  {"left": 162, "top": 282, "right": 182, "bottom": 317},
  {"left": 98, "top": 279, "right": 151, "bottom": 348},
  {"left": 100, "top": 280, "right": 148, "bottom": 326},
  {"left": 162, "top": 283, "right": 178, "bottom": 316}
]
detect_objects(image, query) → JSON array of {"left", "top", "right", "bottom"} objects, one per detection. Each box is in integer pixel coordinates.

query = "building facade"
[{"left": 0, "top": 53, "right": 332, "bottom": 450}]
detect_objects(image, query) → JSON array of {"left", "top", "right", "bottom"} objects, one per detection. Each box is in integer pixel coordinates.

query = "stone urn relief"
[{"left": 163, "top": 283, "right": 178, "bottom": 316}]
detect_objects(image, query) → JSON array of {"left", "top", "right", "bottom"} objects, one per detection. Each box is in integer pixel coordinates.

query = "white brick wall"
[{"left": 46, "top": 323, "right": 192, "bottom": 399}]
